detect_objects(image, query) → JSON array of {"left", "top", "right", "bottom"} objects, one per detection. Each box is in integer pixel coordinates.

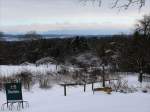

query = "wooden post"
[
  {"left": 22, "top": 101, "right": 24, "bottom": 108},
  {"left": 138, "top": 71, "right": 143, "bottom": 83},
  {"left": 7, "top": 102, "right": 8, "bottom": 108},
  {"left": 102, "top": 66, "right": 105, "bottom": 87},
  {"left": 92, "top": 82, "right": 94, "bottom": 91},
  {"left": 109, "top": 80, "right": 111, "bottom": 85},
  {"left": 56, "top": 64, "right": 57, "bottom": 70},
  {"left": 84, "top": 84, "right": 86, "bottom": 92},
  {"left": 64, "top": 85, "right": 67, "bottom": 96}
]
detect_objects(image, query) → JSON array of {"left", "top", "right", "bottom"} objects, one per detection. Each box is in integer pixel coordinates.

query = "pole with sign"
[
  {"left": 5, "top": 82, "right": 23, "bottom": 108},
  {"left": 2, "top": 82, "right": 29, "bottom": 110}
]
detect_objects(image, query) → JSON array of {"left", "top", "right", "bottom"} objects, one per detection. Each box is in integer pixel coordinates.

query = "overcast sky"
[{"left": 0, "top": 0, "right": 150, "bottom": 35}]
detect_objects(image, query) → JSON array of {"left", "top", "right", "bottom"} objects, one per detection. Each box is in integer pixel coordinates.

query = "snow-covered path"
[{"left": 0, "top": 84, "right": 150, "bottom": 112}]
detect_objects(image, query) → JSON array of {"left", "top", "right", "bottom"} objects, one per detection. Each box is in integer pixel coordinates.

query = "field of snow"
[
  {"left": 0, "top": 65, "right": 150, "bottom": 112},
  {"left": 0, "top": 83, "right": 150, "bottom": 112}
]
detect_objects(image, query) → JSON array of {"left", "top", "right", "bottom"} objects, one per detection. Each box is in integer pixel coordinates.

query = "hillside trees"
[
  {"left": 0, "top": 33, "right": 149, "bottom": 78},
  {"left": 132, "top": 34, "right": 150, "bottom": 82},
  {"left": 123, "top": 14, "right": 150, "bottom": 83},
  {"left": 95, "top": 38, "right": 125, "bottom": 87},
  {"left": 70, "top": 36, "right": 90, "bottom": 53},
  {"left": 134, "top": 14, "right": 150, "bottom": 82},
  {"left": 96, "top": 42, "right": 111, "bottom": 87},
  {"left": 128, "top": 32, "right": 146, "bottom": 82}
]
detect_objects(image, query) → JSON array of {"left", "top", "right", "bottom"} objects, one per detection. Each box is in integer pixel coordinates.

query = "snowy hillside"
[
  {"left": 0, "top": 78, "right": 150, "bottom": 112},
  {"left": 0, "top": 64, "right": 150, "bottom": 112}
]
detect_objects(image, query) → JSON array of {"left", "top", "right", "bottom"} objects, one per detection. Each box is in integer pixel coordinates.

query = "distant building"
[{"left": 35, "top": 57, "right": 57, "bottom": 66}]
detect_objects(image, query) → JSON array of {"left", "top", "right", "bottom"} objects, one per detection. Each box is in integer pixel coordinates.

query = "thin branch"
[{"left": 80, "top": 0, "right": 147, "bottom": 9}]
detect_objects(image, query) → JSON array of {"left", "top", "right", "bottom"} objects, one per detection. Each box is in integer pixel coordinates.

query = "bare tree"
[
  {"left": 81, "top": 0, "right": 148, "bottom": 9},
  {"left": 123, "top": 29, "right": 149, "bottom": 83},
  {"left": 136, "top": 14, "right": 150, "bottom": 38},
  {"left": 96, "top": 43, "right": 111, "bottom": 87},
  {"left": 131, "top": 14, "right": 150, "bottom": 83}
]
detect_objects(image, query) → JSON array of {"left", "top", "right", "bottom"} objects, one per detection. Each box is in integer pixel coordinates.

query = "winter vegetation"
[{"left": 0, "top": 2, "right": 150, "bottom": 111}]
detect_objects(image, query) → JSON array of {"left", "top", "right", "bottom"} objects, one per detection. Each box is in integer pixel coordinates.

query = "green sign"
[{"left": 5, "top": 83, "right": 22, "bottom": 101}]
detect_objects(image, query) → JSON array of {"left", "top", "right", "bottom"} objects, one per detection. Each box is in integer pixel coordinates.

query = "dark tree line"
[
  {"left": 0, "top": 34, "right": 150, "bottom": 74},
  {"left": 0, "top": 36, "right": 90, "bottom": 64}
]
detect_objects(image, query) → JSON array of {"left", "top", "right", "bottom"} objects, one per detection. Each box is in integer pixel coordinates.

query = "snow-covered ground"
[
  {"left": 0, "top": 65, "right": 57, "bottom": 77},
  {"left": 0, "top": 64, "right": 78, "bottom": 77},
  {"left": 0, "top": 65, "right": 150, "bottom": 112},
  {"left": 0, "top": 75, "right": 150, "bottom": 112},
  {"left": 0, "top": 83, "right": 150, "bottom": 112}
]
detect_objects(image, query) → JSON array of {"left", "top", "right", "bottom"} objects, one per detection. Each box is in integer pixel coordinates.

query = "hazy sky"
[{"left": 0, "top": 0, "right": 150, "bottom": 34}]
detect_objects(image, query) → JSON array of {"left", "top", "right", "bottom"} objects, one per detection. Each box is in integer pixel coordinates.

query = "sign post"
[
  {"left": 5, "top": 83, "right": 23, "bottom": 108},
  {"left": 1, "top": 82, "right": 29, "bottom": 110}
]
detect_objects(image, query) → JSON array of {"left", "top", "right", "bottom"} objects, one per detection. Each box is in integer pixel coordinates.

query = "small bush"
[
  {"left": 38, "top": 75, "right": 52, "bottom": 89},
  {"left": 16, "top": 70, "right": 33, "bottom": 90},
  {"left": 110, "top": 78, "right": 137, "bottom": 93}
]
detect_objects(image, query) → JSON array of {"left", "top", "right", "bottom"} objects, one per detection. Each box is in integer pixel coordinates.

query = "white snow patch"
[
  {"left": 0, "top": 84, "right": 150, "bottom": 112},
  {"left": 0, "top": 64, "right": 58, "bottom": 77},
  {"left": 0, "top": 72, "right": 150, "bottom": 112}
]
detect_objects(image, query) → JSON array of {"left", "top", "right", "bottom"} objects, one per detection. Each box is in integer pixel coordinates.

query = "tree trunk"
[
  {"left": 84, "top": 84, "right": 86, "bottom": 92},
  {"left": 102, "top": 74, "right": 105, "bottom": 87},
  {"left": 64, "top": 85, "right": 67, "bottom": 96},
  {"left": 138, "top": 71, "right": 143, "bottom": 83},
  {"left": 102, "top": 65, "right": 105, "bottom": 87},
  {"left": 92, "top": 82, "right": 94, "bottom": 91}
]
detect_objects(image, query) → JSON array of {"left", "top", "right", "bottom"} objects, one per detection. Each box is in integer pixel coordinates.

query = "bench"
[{"left": 93, "top": 87, "right": 112, "bottom": 94}]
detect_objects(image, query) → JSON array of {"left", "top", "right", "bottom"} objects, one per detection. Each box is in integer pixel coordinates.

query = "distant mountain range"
[{"left": 1, "top": 34, "right": 131, "bottom": 41}]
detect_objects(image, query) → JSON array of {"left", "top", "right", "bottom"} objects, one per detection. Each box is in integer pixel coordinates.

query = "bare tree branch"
[
  {"left": 80, "top": 0, "right": 147, "bottom": 9},
  {"left": 136, "top": 14, "right": 150, "bottom": 38}
]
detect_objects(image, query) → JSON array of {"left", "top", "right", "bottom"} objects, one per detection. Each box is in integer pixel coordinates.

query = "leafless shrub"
[
  {"left": 145, "top": 84, "right": 150, "bottom": 89},
  {"left": 38, "top": 75, "right": 52, "bottom": 89},
  {"left": 15, "top": 70, "right": 33, "bottom": 91},
  {"left": 110, "top": 77, "right": 137, "bottom": 93}
]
